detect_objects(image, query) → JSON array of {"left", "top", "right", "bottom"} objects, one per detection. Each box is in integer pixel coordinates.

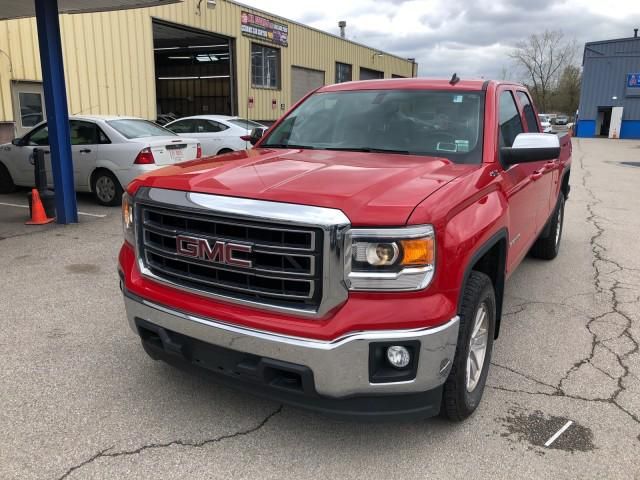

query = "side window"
[
  {"left": 205, "top": 121, "right": 229, "bottom": 133},
  {"left": 98, "top": 128, "right": 111, "bottom": 144},
  {"left": 498, "top": 91, "right": 524, "bottom": 148},
  {"left": 70, "top": 121, "right": 98, "bottom": 145},
  {"left": 26, "top": 124, "right": 49, "bottom": 146},
  {"left": 168, "top": 120, "right": 194, "bottom": 134},
  {"left": 516, "top": 91, "right": 539, "bottom": 133}
]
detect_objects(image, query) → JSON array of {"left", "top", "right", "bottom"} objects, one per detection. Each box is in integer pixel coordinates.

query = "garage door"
[
  {"left": 291, "top": 67, "right": 325, "bottom": 104},
  {"left": 360, "top": 67, "right": 384, "bottom": 80}
]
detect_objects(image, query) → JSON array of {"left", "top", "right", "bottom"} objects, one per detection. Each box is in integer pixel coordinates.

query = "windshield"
[
  {"left": 228, "top": 119, "right": 265, "bottom": 129},
  {"left": 262, "top": 90, "right": 484, "bottom": 164},
  {"left": 108, "top": 119, "right": 176, "bottom": 139}
]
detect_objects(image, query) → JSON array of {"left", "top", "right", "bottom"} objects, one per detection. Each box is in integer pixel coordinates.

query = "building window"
[
  {"left": 251, "top": 43, "right": 280, "bottom": 89},
  {"left": 335, "top": 62, "right": 352, "bottom": 83}
]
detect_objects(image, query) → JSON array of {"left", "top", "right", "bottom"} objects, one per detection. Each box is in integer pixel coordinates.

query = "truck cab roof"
[{"left": 319, "top": 78, "right": 524, "bottom": 93}]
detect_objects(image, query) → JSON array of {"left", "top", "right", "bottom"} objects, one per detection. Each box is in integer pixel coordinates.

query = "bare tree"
[
  {"left": 509, "top": 30, "right": 578, "bottom": 112},
  {"left": 499, "top": 65, "right": 511, "bottom": 81}
]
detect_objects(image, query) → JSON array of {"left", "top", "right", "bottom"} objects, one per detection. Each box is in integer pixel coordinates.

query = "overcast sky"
[{"left": 239, "top": 0, "right": 640, "bottom": 80}]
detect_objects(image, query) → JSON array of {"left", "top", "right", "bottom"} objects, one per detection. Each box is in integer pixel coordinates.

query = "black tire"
[
  {"left": 530, "top": 194, "right": 565, "bottom": 260},
  {"left": 442, "top": 271, "right": 496, "bottom": 421},
  {"left": 91, "top": 169, "right": 123, "bottom": 206},
  {"left": 217, "top": 148, "right": 234, "bottom": 155},
  {"left": 0, "top": 162, "right": 16, "bottom": 193}
]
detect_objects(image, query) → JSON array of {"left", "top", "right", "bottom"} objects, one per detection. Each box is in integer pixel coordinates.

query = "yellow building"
[{"left": 0, "top": 0, "right": 416, "bottom": 142}]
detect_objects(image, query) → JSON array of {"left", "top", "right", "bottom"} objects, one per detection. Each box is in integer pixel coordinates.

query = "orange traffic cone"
[{"left": 26, "top": 188, "right": 55, "bottom": 225}]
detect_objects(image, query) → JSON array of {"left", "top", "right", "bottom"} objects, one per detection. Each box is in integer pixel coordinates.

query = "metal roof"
[{"left": 0, "top": 0, "right": 180, "bottom": 20}]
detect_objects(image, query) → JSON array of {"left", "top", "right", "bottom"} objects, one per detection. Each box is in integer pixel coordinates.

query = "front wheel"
[
  {"left": 442, "top": 271, "right": 496, "bottom": 421},
  {"left": 92, "top": 170, "right": 123, "bottom": 206}
]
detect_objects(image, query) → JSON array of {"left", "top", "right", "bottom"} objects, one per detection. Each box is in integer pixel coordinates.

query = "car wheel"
[
  {"left": 217, "top": 148, "right": 234, "bottom": 155},
  {"left": 442, "top": 271, "right": 495, "bottom": 421},
  {"left": 530, "top": 194, "right": 565, "bottom": 260},
  {"left": 0, "top": 162, "right": 16, "bottom": 193},
  {"left": 92, "top": 170, "right": 123, "bottom": 206}
]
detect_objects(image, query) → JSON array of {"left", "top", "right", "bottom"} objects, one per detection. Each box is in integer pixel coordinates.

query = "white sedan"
[
  {"left": 538, "top": 114, "right": 553, "bottom": 133},
  {"left": 165, "top": 115, "right": 267, "bottom": 156},
  {"left": 0, "top": 116, "right": 201, "bottom": 205}
]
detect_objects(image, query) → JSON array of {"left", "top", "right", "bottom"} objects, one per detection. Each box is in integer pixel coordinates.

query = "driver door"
[{"left": 8, "top": 123, "right": 50, "bottom": 186}]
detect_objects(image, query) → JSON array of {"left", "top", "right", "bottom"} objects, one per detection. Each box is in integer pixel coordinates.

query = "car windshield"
[
  {"left": 228, "top": 119, "right": 265, "bottom": 129},
  {"left": 107, "top": 119, "right": 176, "bottom": 139},
  {"left": 262, "top": 90, "right": 484, "bottom": 164}
]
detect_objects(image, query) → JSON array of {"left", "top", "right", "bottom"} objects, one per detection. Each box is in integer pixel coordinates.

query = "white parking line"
[
  {"left": 0, "top": 201, "right": 107, "bottom": 218},
  {"left": 545, "top": 420, "right": 573, "bottom": 447}
]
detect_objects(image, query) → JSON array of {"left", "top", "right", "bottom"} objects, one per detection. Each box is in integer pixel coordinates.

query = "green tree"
[{"left": 552, "top": 65, "right": 581, "bottom": 116}]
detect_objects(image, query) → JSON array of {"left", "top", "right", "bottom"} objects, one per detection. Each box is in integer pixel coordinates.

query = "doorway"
[
  {"left": 152, "top": 20, "right": 236, "bottom": 120},
  {"left": 596, "top": 107, "right": 612, "bottom": 137},
  {"left": 11, "top": 81, "right": 46, "bottom": 137}
]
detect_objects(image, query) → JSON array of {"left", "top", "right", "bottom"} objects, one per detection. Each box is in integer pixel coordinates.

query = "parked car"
[
  {"left": 164, "top": 115, "right": 267, "bottom": 156},
  {"left": 555, "top": 115, "right": 569, "bottom": 126},
  {"left": 0, "top": 116, "right": 201, "bottom": 206},
  {"left": 156, "top": 113, "right": 179, "bottom": 126},
  {"left": 119, "top": 79, "right": 571, "bottom": 421},
  {"left": 538, "top": 114, "right": 553, "bottom": 133}
]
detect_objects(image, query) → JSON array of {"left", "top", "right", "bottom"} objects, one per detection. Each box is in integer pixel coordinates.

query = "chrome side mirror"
[{"left": 501, "top": 133, "right": 560, "bottom": 166}]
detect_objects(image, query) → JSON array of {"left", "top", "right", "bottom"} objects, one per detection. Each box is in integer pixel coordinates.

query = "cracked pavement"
[{"left": 1, "top": 138, "right": 639, "bottom": 479}]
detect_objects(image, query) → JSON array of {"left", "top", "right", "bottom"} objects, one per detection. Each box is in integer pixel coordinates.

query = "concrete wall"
[{"left": 0, "top": 0, "right": 415, "bottom": 125}]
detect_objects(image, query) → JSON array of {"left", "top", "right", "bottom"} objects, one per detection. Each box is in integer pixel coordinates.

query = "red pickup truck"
[{"left": 119, "top": 79, "right": 571, "bottom": 420}]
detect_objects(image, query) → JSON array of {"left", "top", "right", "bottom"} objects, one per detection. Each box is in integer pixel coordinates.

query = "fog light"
[{"left": 386, "top": 345, "right": 411, "bottom": 369}]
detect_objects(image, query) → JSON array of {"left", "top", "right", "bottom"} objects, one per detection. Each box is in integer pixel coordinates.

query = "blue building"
[{"left": 576, "top": 30, "right": 640, "bottom": 139}]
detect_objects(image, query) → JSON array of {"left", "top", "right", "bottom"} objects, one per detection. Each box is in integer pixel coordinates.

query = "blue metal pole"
[{"left": 34, "top": 0, "right": 78, "bottom": 224}]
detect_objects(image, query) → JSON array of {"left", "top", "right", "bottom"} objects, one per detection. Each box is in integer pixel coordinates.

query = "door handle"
[
  {"left": 531, "top": 170, "right": 544, "bottom": 181},
  {"left": 79, "top": 149, "right": 92, "bottom": 154},
  {"left": 44, "top": 150, "right": 50, "bottom": 155}
]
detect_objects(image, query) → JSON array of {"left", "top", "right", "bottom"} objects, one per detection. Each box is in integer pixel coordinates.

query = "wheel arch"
[
  {"left": 458, "top": 229, "right": 508, "bottom": 339},
  {"left": 561, "top": 168, "right": 571, "bottom": 199}
]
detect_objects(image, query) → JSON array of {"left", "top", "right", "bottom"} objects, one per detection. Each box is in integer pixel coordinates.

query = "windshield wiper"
[
  {"left": 264, "top": 143, "right": 315, "bottom": 149},
  {"left": 322, "top": 147, "right": 412, "bottom": 155}
]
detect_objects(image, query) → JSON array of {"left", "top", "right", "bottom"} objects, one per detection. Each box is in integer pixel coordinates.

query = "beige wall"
[{"left": 0, "top": 0, "right": 415, "bottom": 124}]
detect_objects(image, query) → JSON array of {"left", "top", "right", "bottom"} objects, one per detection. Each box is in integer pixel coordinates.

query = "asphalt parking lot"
[{"left": 1, "top": 137, "right": 639, "bottom": 479}]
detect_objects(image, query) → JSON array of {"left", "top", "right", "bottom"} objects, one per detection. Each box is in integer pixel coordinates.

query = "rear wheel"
[
  {"left": 0, "top": 162, "right": 16, "bottom": 193},
  {"left": 530, "top": 194, "right": 565, "bottom": 260},
  {"left": 442, "top": 271, "right": 495, "bottom": 421},
  {"left": 217, "top": 148, "right": 234, "bottom": 155},
  {"left": 92, "top": 170, "right": 123, "bottom": 206}
]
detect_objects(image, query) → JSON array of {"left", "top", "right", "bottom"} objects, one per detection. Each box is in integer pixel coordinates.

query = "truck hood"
[{"left": 132, "top": 148, "right": 473, "bottom": 225}]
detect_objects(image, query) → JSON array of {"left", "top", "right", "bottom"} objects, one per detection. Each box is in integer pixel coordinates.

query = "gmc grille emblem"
[{"left": 176, "top": 235, "right": 253, "bottom": 269}]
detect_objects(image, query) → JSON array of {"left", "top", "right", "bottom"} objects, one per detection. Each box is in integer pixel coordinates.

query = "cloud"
[{"left": 240, "top": 0, "right": 640, "bottom": 79}]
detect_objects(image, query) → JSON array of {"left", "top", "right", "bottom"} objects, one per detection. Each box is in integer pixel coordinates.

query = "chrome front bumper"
[{"left": 124, "top": 293, "right": 459, "bottom": 398}]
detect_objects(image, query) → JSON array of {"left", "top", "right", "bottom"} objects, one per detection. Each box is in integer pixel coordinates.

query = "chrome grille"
[
  {"left": 134, "top": 188, "right": 351, "bottom": 317},
  {"left": 139, "top": 205, "right": 322, "bottom": 308}
]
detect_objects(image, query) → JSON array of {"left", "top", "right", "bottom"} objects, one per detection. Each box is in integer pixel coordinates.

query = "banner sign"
[
  {"left": 627, "top": 73, "right": 640, "bottom": 88},
  {"left": 241, "top": 11, "right": 288, "bottom": 47}
]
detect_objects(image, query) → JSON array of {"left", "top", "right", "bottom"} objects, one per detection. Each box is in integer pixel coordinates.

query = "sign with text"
[
  {"left": 241, "top": 11, "right": 288, "bottom": 47},
  {"left": 626, "top": 73, "right": 640, "bottom": 97}
]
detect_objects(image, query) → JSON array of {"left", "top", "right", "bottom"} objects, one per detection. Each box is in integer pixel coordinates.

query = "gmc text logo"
[{"left": 176, "top": 235, "right": 253, "bottom": 269}]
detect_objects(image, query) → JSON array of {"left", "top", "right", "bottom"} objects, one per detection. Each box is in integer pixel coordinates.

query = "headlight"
[
  {"left": 346, "top": 225, "right": 435, "bottom": 291},
  {"left": 122, "top": 192, "right": 135, "bottom": 245}
]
